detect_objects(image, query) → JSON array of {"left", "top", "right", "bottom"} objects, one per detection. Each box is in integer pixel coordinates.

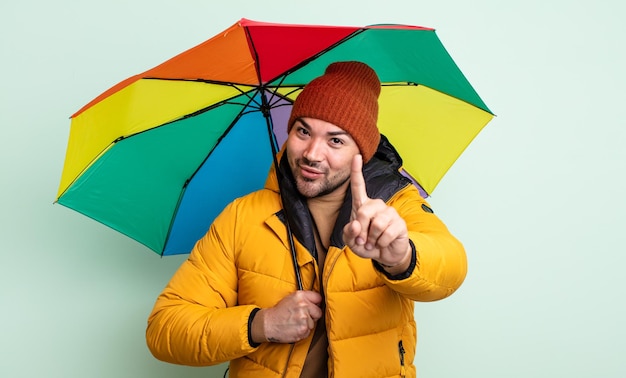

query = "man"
[{"left": 146, "top": 61, "right": 467, "bottom": 377}]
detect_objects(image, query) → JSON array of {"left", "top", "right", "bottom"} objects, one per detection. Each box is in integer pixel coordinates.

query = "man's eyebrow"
[
  {"left": 327, "top": 130, "right": 349, "bottom": 136},
  {"left": 296, "top": 118, "right": 348, "bottom": 137},
  {"left": 297, "top": 118, "right": 312, "bottom": 130}
]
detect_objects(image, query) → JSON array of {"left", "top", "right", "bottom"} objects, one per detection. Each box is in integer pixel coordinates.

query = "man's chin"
[{"left": 295, "top": 181, "right": 321, "bottom": 198}]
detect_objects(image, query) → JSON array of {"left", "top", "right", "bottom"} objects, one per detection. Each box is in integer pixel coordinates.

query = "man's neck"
[{"left": 307, "top": 188, "right": 346, "bottom": 208}]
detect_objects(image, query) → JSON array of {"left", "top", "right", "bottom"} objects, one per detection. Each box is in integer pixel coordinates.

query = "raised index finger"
[{"left": 350, "top": 154, "right": 369, "bottom": 208}]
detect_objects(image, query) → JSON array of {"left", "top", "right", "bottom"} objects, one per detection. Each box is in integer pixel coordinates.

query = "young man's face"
[{"left": 286, "top": 117, "right": 360, "bottom": 199}]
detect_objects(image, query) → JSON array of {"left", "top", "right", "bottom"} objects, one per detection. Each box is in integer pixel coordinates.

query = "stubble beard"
[{"left": 292, "top": 159, "right": 350, "bottom": 199}]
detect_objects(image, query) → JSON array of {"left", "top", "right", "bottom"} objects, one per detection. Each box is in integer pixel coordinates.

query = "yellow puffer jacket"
[{"left": 146, "top": 137, "right": 467, "bottom": 377}]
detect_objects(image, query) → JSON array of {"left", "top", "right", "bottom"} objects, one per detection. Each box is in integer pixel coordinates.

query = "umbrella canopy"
[{"left": 56, "top": 18, "right": 494, "bottom": 256}]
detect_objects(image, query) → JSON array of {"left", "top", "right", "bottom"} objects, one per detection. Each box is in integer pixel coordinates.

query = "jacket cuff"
[
  {"left": 373, "top": 240, "right": 417, "bottom": 280},
  {"left": 247, "top": 307, "right": 261, "bottom": 348}
]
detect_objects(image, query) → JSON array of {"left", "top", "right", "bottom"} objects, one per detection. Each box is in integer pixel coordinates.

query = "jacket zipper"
[
  {"left": 399, "top": 340, "right": 406, "bottom": 378},
  {"left": 323, "top": 248, "right": 341, "bottom": 374},
  {"left": 280, "top": 257, "right": 318, "bottom": 378},
  {"left": 280, "top": 344, "right": 296, "bottom": 378}
]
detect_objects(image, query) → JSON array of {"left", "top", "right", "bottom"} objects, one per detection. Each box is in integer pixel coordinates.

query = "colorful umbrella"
[{"left": 56, "top": 18, "right": 494, "bottom": 256}]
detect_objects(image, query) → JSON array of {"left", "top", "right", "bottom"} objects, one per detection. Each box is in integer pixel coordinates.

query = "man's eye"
[
  {"left": 330, "top": 138, "right": 343, "bottom": 145},
  {"left": 297, "top": 127, "right": 310, "bottom": 136}
]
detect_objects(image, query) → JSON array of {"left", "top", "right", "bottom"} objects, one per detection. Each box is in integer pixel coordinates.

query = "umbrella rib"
[
  {"left": 242, "top": 26, "right": 368, "bottom": 110},
  {"left": 264, "top": 28, "right": 368, "bottom": 85},
  {"left": 141, "top": 77, "right": 274, "bottom": 114},
  {"left": 171, "top": 90, "right": 260, "bottom": 125},
  {"left": 141, "top": 76, "right": 266, "bottom": 114},
  {"left": 160, "top": 93, "right": 261, "bottom": 255},
  {"left": 179, "top": 94, "right": 260, "bottom": 187},
  {"left": 384, "top": 82, "right": 419, "bottom": 86},
  {"left": 55, "top": 141, "right": 117, "bottom": 200},
  {"left": 73, "top": 89, "right": 261, "bottom": 169},
  {"left": 243, "top": 24, "right": 325, "bottom": 290},
  {"left": 143, "top": 76, "right": 260, "bottom": 88},
  {"left": 251, "top": 27, "right": 369, "bottom": 111}
]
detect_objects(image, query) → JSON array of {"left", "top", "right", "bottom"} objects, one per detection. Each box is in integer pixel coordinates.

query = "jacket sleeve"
[
  {"left": 376, "top": 185, "right": 468, "bottom": 302},
  {"left": 146, "top": 200, "right": 258, "bottom": 366}
]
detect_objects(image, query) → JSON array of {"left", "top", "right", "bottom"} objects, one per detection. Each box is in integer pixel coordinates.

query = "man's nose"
[{"left": 303, "top": 138, "right": 324, "bottom": 162}]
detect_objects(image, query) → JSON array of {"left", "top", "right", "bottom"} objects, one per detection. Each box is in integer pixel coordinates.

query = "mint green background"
[{"left": 2, "top": 1, "right": 624, "bottom": 377}]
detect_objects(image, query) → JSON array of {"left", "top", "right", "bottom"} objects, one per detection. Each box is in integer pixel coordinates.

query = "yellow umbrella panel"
[{"left": 378, "top": 84, "right": 493, "bottom": 194}]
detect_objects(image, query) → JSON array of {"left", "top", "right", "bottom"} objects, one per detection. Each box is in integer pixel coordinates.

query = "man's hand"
[
  {"left": 251, "top": 290, "right": 323, "bottom": 344},
  {"left": 342, "top": 154, "right": 412, "bottom": 274}
]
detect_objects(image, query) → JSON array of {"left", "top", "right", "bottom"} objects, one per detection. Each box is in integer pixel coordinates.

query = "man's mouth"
[{"left": 299, "top": 165, "right": 324, "bottom": 180}]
